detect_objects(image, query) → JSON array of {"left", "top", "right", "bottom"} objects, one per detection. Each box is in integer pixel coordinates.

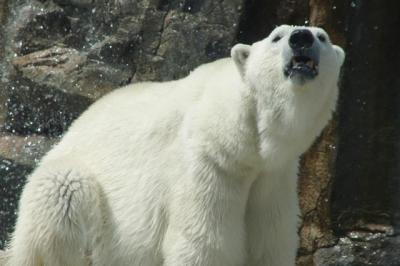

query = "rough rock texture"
[
  {"left": 0, "top": 157, "right": 32, "bottom": 248},
  {"left": 2, "top": 0, "right": 243, "bottom": 136},
  {"left": 297, "top": 121, "right": 337, "bottom": 262},
  {"left": 1, "top": 0, "right": 400, "bottom": 265},
  {"left": 314, "top": 231, "right": 400, "bottom": 266},
  {"left": 0, "top": 134, "right": 57, "bottom": 165},
  {"left": 332, "top": 0, "right": 400, "bottom": 233}
]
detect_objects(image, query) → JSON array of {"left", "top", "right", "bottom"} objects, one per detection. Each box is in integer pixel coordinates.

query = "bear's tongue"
[
  {"left": 284, "top": 54, "right": 319, "bottom": 80},
  {"left": 292, "top": 56, "right": 315, "bottom": 68}
]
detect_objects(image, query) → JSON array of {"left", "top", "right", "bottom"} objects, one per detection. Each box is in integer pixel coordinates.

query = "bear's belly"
[{"left": 95, "top": 184, "right": 167, "bottom": 265}]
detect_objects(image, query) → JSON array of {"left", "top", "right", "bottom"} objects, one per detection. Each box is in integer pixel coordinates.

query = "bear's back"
[{"left": 42, "top": 57, "right": 239, "bottom": 180}]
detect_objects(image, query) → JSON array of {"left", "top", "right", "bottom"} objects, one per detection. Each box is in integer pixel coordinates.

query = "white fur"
[{"left": 5, "top": 25, "right": 344, "bottom": 266}]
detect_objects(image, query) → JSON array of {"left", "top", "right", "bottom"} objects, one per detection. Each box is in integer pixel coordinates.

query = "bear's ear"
[
  {"left": 333, "top": 45, "right": 345, "bottom": 66},
  {"left": 231, "top": 44, "right": 251, "bottom": 78}
]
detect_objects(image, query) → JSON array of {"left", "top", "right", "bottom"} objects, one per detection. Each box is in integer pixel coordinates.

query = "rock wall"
[{"left": 1, "top": 0, "right": 400, "bottom": 265}]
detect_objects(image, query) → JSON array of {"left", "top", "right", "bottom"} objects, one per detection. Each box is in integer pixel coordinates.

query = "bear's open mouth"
[{"left": 284, "top": 55, "right": 319, "bottom": 80}]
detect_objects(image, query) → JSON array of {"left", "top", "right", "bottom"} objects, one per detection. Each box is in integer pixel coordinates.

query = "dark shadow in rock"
[
  {"left": 5, "top": 77, "right": 92, "bottom": 137},
  {"left": 314, "top": 234, "right": 400, "bottom": 266},
  {"left": 157, "top": 0, "right": 204, "bottom": 13},
  {"left": 0, "top": 157, "right": 33, "bottom": 250},
  {"left": 236, "top": 0, "right": 309, "bottom": 44},
  {"left": 332, "top": 0, "right": 400, "bottom": 235},
  {"left": 11, "top": 2, "right": 72, "bottom": 55}
]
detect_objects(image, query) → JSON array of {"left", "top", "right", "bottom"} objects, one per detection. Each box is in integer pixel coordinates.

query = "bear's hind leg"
[{"left": 7, "top": 159, "right": 103, "bottom": 266}]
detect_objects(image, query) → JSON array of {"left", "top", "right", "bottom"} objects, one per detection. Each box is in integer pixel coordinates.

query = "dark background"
[{"left": 0, "top": 0, "right": 399, "bottom": 265}]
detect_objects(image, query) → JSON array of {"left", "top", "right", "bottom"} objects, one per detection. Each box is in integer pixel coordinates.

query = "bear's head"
[{"left": 231, "top": 25, "right": 345, "bottom": 90}]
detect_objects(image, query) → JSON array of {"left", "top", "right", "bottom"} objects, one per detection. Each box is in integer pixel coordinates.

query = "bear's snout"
[
  {"left": 283, "top": 28, "right": 320, "bottom": 83},
  {"left": 289, "top": 29, "right": 314, "bottom": 50}
]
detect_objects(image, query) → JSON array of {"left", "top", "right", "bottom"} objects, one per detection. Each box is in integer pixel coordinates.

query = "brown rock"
[{"left": 0, "top": 133, "right": 58, "bottom": 166}]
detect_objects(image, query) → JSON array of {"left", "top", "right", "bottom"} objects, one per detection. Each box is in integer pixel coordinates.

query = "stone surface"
[
  {"left": 298, "top": 121, "right": 337, "bottom": 256},
  {"left": 5, "top": 46, "right": 134, "bottom": 135},
  {"left": 0, "top": 90, "right": 6, "bottom": 128},
  {"left": 237, "top": 0, "right": 309, "bottom": 44},
  {"left": 0, "top": 157, "right": 33, "bottom": 249},
  {"left": 332, "top": 0, "right": 400, "bottom": 236},
  {"left": 0, "top": 133, "right": 58, "bottom": 166},
  {"left": 4, "top": 78, "right": 93, "bottom": 136},
  {"left": 8, "top": 1, "right": 71, "bottom": 55},
  {"left": 314, "top": 233, "right": 400, "bottom": 266},
  {"left": 2, "top": 0, "right": 244, "bottom": 135}
]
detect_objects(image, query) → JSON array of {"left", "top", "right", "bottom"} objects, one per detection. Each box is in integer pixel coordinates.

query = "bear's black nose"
[{"left": 289, "top": 29, "right": 314, "bottom": 50}]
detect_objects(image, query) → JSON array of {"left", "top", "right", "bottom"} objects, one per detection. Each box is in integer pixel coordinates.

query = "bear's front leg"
[
  {"left": 246, "top": 162, "right": 300, "bottom": 266},
  {"left": 162, "top": 163, "right": 252, "bottom": 266}
]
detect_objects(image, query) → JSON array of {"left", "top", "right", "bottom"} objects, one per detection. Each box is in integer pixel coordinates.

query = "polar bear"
[{"left": 5, "top": 25, "right": 344, "bottom": 266}]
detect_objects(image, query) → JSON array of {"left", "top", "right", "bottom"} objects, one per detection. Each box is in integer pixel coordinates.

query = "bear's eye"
[
  {"left": 318, "top": 34, "right": 326, "bottom": 42},
  {"left": 272, "top": 35, "right": 282, "bottom": 43}
]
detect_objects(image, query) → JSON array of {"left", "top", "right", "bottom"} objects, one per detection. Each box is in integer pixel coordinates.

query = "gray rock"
[
  {"left": 5, "top": 46, "right": 134, "bottom": 135},
  {"left": 53, "top": 0, "right": 93, "bottom": 8},
  {"left": 4, "top": 75, "right": 93, "bottom": 136},
  {"left": 314, "top": 233, "right": 400, "bottom": 266},
  {"left": 2, "top": 0, "right": 244, "bottom": 136},
  {"left": 7, "top": 1, "right": 71, "bottom": 55},
  {"left": 11, "top": 46, "right": 132, "bottom": 99},
  {"left": 0, "top": 157, "right": 33, "bottom": 250},
  {"left": 0, "top": 89, "right": 7, "bottom": 127},
  {"left": 133, "top": 1, "right": 242, "bottom": 81},
  {"left": 134, "top": 11, "right": 235, "bottom": 81}
]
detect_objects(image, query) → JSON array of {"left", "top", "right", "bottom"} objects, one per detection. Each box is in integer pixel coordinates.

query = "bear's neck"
[{"left": 241, "top": 83, "right": 336, "bottom": 169}]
